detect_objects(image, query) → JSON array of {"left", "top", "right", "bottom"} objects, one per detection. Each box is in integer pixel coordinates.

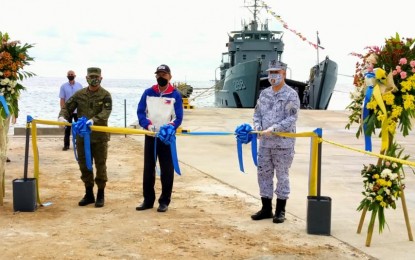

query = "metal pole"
[
  {"left": 316, "top": 31, "right": 320, "bottom": 67},
  {"left": 124, "top": 99, "right": 127, "bottom": 138},
  {"left": 24, "top": 121, "right": 30, "bottom": 180},
  {"left": 317, "top": 128, "right": 322, "bottom": 197}
]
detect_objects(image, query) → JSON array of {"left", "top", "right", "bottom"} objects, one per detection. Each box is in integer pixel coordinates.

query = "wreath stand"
[
  {"left": 356, "top": 156, "right": 413, "bottom": 246},
  {"left": 0, "top": 116, "right": 11, "bottom": 206}
]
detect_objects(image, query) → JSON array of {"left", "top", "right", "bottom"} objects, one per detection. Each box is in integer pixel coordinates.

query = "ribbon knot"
[
  {"left": 72, "top": 116, "right": 93, "bottom": 171},
  {"left": 157, "top": 124, "right": 181, "bottom": 175},
  {"left": 235, "top": 123, "right": 254, "bottom": 144},
  {"left": 234, "top": 123, "right": 257, "bottom": 173},
  {"left": 157, "top": 124, "right": 176, "bottom": 145}
]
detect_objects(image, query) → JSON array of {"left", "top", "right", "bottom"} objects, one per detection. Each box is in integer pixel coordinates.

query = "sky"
[{"left": 1, "top": 0, "right": 414, "bottom": 85}]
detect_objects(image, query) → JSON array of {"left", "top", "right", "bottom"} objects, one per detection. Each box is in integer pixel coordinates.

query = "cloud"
[{"left": 2, "top": 0, "right": 413, "bottom": 83}]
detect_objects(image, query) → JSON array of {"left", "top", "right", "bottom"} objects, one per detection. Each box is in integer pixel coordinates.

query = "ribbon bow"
[
  {"left": 72, "top": 116, "right": 93, "bottom": 170},
  {"left": 234, "top": 123, "right": 258, "bottom": 173},
  {"left": 363, "top": 69, "right": 393, "bottom": 152},
  {"left": 0, "top": 96, "right": 10, "bottom": 118},
  {"left": 362, "top": 71, "right": 375, "bottom": 152},
  {"left": 157, "top": 124, "right": 181, "bottom": 175}
]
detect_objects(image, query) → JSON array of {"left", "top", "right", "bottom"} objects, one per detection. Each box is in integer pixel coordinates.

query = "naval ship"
[{"left": 214, "top": 0, "right": 338, "bottom": 109}]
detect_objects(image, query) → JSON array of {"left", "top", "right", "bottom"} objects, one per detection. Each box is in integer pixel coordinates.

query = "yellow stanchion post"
[
  {"left": 11, "top": 116, "right": 37, "bottom": 212},
  {"left": 309, "top": 135, "right": 319, "bottom": 196},
  {"left": 30, "top": 120, "right": 43, "bottom": 206},
  {"left": 182, "top": 98, "right": 194, "bottom": 109},
  {"left": 306, "top": 128, "right": 332, "bottom": 235}
]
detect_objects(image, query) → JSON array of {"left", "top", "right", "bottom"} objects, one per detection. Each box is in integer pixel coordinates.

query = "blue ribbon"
[
  {"left": 363, "top": 72, "right": 375, "bottom": 152},
  {"left": 251, "top": 135, "right": 258, "bottom": 167},
  {"left": 0, "top": 96, "right": 10, "bottom": 117},
  {"left": 181, "top": 131, "right": 233, "bottom": 136},
  {"left": 153, "top": 138, "right": 161, "bottom": 176},
  {"left": 71, "top": 116, "right": 93, "bottom": 171},
  {"left": 157, "top": 124, "right": 181, "bottom": 175},
  {"left": 234, "top": 124, "right": 257, "bottom": 173}
]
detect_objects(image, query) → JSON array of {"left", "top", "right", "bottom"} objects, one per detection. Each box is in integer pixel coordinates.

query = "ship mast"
[{"left": 245, "top": 0, "right": 260, "bottom": 25}]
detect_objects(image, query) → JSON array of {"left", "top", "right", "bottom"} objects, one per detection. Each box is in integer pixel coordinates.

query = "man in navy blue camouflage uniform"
[{"left": 251, "top": 60, "right": 300, "bottom": 223}]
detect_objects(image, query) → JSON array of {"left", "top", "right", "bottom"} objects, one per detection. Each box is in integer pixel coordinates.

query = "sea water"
[
  {"left": 12, "top": 76, "right": 353, "bottom": 128},
  {"left": 13, "top": 77, "right": 215, "bottom": 128}
]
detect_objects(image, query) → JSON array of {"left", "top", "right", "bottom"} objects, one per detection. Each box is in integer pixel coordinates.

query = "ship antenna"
[{"left": 244, "top": 0, "right": 261, "bottom": 23}]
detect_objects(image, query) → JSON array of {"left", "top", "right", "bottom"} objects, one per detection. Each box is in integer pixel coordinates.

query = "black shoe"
[
  {"left": 136, "top": 202, "right": 153, "bottom": 211},
  {"left": 157, "top": 204, "right": 168, "bottom": 212},
  {"left": 273, "top": 211, "right": 286, "bottom": 223},
  {"left": 6, "top": 157, "right": 11, "bottom": 162},
  {"left": 78, "top": 195, "right": 95, "bottom": 206},
  {"left": 251, "top": 210, "right": 273, "bottom": 220},
  {"left": 273, "top": 198, "right": 287, "bottom": 223},
  {"left": 95, "top": 189, "right": 105, "bottom": 208},
  {"left": 62, "top": 146, "right": 69, "bottom": 151},
  {"left": 95, "top": 198, "right": 104, "bottom": 207}
]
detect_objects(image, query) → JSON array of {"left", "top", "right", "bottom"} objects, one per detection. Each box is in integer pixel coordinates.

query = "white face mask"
[{"left": 268, "top": 73, "right": 282, "bottom": 86}]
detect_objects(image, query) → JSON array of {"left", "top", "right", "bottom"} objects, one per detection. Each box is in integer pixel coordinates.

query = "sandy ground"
[{"left": 1, "top": 134, "right": 374, "bottom": 259}]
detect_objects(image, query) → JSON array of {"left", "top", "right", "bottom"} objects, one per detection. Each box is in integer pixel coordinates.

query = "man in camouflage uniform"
[
  {"left": 59, "top": 67, "right": 112, "bottom": 208},
  {"left": 251, "top": 60, "right": 300, "bottom": 223}
]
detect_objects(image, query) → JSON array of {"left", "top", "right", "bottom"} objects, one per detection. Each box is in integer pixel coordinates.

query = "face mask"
[
  {"left": 67, "top": 76, "right": 75, "bottom": 81},
  {"left": 157, "top": 77, "right": 168, "bottom": 87},
  {"left": 87, "top": 78, "right": 101, "bottom": 87},
  {"left": 268, "top": 73, "right": 282, "bottom": 86}
]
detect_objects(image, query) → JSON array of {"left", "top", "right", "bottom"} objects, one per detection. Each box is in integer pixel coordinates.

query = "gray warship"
[{"left": 214, "top": 0, "right": 338, "bottom": 109}]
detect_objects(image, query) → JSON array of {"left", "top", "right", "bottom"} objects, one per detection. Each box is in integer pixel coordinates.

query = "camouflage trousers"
[
  {"left": 76, "top": 139, "right": 108, "bottom": 189},
  {"left": 257, "top": 146, "right": 294, "bottom": 200}
]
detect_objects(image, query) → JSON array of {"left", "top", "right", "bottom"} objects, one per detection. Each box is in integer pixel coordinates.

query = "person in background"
[
  {"left": 251, "top": 60, "right": 300, "bottom": 224},
  {"left": 59, "top": 70, "right": 83, "bottom": 151},
  {"left": 136, "top": 64, "right": 183, "bottom": 213},
  {"left": 58, "top": 67, "right": 112, "bottom": 208}
]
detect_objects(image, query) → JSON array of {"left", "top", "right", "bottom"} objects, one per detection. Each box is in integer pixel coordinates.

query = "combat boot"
[
  {"left": 95, "top": 188, "right": 105, "bottom": 208},
  {"left": 273, "top": 198, "right": 287, "bottom": 223},
  {"left": 251, "top": 197, "right": 273, "bottom": 220},
  {"left": 78, "top": 186, "right": 95, "bottom": 206}
]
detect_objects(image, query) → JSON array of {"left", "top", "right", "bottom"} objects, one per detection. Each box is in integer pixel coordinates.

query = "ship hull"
[
  {"left": 215, "top": 60, "right": 261, "bottom": 108},
  {"left": 306, "top": 57, "right": 338, "bottom": 109}
]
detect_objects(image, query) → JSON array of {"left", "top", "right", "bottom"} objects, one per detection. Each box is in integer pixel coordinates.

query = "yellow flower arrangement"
[
  {"left": 347, "top": 33, "right": 415, "bottom": 239},
  {"left": 0, "top": 32, "right": 35, "bottom": 120},
  {"left": 356, "top": 143, "right": 411, "bottom": 233},
  {"left": 346, "top": 33, "right": 415, "bottom": 139}
]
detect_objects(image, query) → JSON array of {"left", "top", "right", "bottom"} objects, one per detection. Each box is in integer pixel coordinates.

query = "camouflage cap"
[
  {"left": 87, "top": 67, "right": 101, "bottom": 76},
  {"left": 266, "top": 60, "right": 287, "bottom": 71}
]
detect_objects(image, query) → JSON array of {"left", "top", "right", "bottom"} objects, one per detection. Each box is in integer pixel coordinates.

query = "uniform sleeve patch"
[
  {"left": 287, "top": 102, "right": 298, "bottom": 116},
  {"left": 104, "top": 97, "right": 112, "bottom": 110}
]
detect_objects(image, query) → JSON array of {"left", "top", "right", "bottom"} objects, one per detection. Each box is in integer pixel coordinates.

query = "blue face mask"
[{"left": 268, "top": 73, "right": 282, "bottom": 86}]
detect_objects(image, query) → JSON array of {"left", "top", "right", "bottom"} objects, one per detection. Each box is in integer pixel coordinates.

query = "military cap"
[
  {"left": 87, "top": 67, "right": 101, "bottom": 76},
  {"left": 266, "top": 60, "right": 287, "bottom": 71}
]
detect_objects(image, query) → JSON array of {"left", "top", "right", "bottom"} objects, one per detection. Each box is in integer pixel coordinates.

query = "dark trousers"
[
  {"left": 77, "top": 139, "right": 108, "bottom": 189},
  {"left": 142, "top": 135, "right": 174, "bottom": 206},
  {"left": 64, "top": 113, "right": 78, "bottom": 147}
]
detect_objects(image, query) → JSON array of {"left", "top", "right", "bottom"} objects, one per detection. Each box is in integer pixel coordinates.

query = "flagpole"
[{"left": 316, "top": 31, "right": 320, "bottom": 67}]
